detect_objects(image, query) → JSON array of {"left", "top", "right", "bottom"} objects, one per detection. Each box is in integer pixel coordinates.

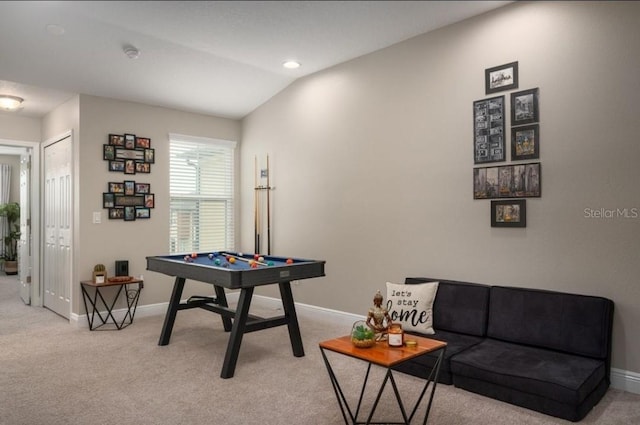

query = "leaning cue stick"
[
  {"left": 254, "top": 156, "right": 260, "bottom": 254},
  {"left": 266, "top": 155, "right": 271, "bottom": 255}
]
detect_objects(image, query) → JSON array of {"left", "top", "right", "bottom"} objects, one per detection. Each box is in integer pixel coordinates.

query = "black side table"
[{"left": 80, "top": 278, "right": 143, "bottom": 330}]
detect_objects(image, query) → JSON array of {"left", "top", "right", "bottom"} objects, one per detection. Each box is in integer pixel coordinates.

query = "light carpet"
[{"left": 1, "top": 277, "right": 638, "bottom": 425}]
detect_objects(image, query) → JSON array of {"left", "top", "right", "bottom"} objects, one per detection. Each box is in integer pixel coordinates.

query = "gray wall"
[{"left": 241, "top": 2, "right": 640, "bottom": 373}]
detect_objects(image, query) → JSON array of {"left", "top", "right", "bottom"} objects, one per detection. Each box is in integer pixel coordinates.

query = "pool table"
[{"left": 146, "top": 252, "right": 326, "bottom": 378}]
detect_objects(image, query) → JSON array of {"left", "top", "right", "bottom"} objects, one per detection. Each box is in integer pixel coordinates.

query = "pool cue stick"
[
  {"left": 254, "top": 156, "right": 260, "bottom": 254},
  {"left": 222, "top": 252, "right": 268, "bottom": 266},
  {"left": 266, "top": 155, "right": 271, "bottom": 255}
]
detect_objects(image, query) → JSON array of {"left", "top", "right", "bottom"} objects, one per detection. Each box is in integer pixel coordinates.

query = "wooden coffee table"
[{"left": 319, "top": 335, "right": 446, "bottom": 425}]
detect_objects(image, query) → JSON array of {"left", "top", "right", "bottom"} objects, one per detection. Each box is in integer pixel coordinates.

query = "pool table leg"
[
  {"left": 221, "top": 286, "right": 254, "bottom": 379},
  {"left": 214, "top": 284, "right": 233, "bottom": 332},
  {"left": 158, "top": 277, "right": 186, "bottom": 346},
  {"left": 279, "top": 281, "right": 305, "bottom": 357}
]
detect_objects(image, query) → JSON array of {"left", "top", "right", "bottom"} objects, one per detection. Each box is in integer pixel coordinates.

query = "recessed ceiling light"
[
  {"left": 0, "top": 95, "right": 24, "bottom": 111},
  {"left": 282, "top": 60, "right": 301, "bottom": 69}
]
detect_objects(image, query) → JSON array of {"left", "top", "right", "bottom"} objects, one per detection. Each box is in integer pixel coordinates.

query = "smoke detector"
[{"left": 123, "top": 45, "right": 140, "bottom": 60}]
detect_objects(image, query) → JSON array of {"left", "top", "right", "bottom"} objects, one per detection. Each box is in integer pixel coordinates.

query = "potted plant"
[{"left": 0, "top": 201, "right": 20, "bottom": 275}]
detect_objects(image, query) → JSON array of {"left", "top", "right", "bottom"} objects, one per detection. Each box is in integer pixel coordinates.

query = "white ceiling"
[{"left": 0, "top": 1, "right": 510, "bottom": 119}]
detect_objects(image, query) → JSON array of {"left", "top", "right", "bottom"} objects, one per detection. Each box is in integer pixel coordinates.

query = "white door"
[
  {"left": 19, "top": 152, "right": 31, "bottom": 304},
  {"left": 43, "top": 136, "right": 72, "bottom": 318}
]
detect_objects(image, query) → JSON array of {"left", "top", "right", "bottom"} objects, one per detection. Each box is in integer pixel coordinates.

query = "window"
[{"left": 169, "top": 133, "right": 236, "bottom": 254}]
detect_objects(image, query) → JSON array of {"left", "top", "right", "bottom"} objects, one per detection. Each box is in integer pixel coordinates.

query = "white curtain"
[{"left": 0, "top": 164, "right": 11, "bottom": 260}]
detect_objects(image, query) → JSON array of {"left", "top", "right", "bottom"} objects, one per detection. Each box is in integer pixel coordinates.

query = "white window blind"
[{"left": 169, "top": 133, "right": 236, "bottom": 254}]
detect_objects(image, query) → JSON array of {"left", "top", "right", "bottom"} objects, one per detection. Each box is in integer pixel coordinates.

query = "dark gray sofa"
[{"left": 392, "top": 278, "right": 614, "bottom": 422}]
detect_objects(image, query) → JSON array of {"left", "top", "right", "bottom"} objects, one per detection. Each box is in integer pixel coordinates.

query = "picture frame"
[
  {"left": 135, "top": 208, "right": 151, "bottom": 219},
  {"left": 124, "top": 206, "right": 136, "bottom": 221},
  {"left": 105, "top": 133, "right": 153, "bottom": 174},
  {"left": 485, "top": 61, "right": 518, "bottom": 94},
  {"left": 108, "top": 182, "right": 124, "bottom": 193},
  {"left": 124, "top": 134, "right": 136, "bottom": 149},
  {"left": 124, "top": 159, "right": 136, "bottom": 175},
  {"left": 103, "top": 144, "right": 115, "bottom": 161},
  {"left": 109, "top": 208, "right": 124, "bottom": 219},
  {"left": 144, "top": 148, "right": 155, "bottom": 164},
  {"left": 93, "top": 270, "right": 107, "bottom": 284},
  {"left": 511, "top": 88, "right": 539, "bottom": 126},
  {"left": 135, "top": 183, "right": 150, "bottom": 194},
  {"left": 109, "top": 160, "right": 125, "bottom": 172},
  {"left": 103, "top": 193, "right": 115, "bottom": 208},
  {"left": 124, "top": 180, "right": 135, "bottom": 196},
  {"left": 109, "top": 134, "right": 125, "bottom": 146},
  {"left": 135, "top": 137, "right": 151, "bottom": 149},
  {"left": 474, "top": 95, "right": 505, "bottom": 164},
  {"left": 491, "top": 199, "right": 526, "bottom": 227},
  {"left": 474, "top": 162, "right": 541, "bottom": 199},
  {"left": 144, "top": 194, "right": 155, "bottom": 208},
  {"left": 511, "top": 124, "right": 539, "bottom": 161}
]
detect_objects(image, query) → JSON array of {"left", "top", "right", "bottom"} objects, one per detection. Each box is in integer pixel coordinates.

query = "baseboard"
[
  {"left": 71, "top": 293, "right": 639, "bottom": 395},
  {"left": 611, "top": 368, "right": 640, "bottom": 394}
]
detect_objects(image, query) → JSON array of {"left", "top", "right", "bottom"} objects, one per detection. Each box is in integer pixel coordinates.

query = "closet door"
[{"left": 43, "top": 136, "right": 72, "bottom": 319}]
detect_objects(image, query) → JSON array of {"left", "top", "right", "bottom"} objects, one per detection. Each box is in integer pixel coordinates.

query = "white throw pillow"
[{"left": 385, "top": 281, "right": 439, "bottom": 334}]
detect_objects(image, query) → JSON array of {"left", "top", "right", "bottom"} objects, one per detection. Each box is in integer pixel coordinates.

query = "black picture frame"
[
  {"left": 109, "top": 160, "right": 125, "bottom": 172},
  {"left": 474, "top": 95, "right": 505, "bottom": 164},
  {"left": 135, "top": 183, "right": 150, "bottom": 194},
  {"left": 511, "top": 124, "right": 539, "bottom": 161},
  {"left": 103, "top": 144, "right": 115, "bottom": 161},
  {"left": 124, "top": 134, "right": 136, "bottom": 149},
  {"left": 474, "top": 162, "right": 541, "bottom": 199},
  {"left": 491, "top": 199, "right": 526, "bottom": 227},
  {"left": 109, "top": 208, "right": 124, "bottom": 219},
  {"left": 144, "top": 194, "right": 155, "bottom": 208},
  {"left": 109, "top": 134, "right": 125, "bottom": 146},
  {"left": 124, "top": 180, "right": 135, "bottom": 196},
  {"left": 103, "top": 193, "right": 115, "bottom": 208},
  {"left": 135, "top": 208, "right": 151, "bottom": 219},
  {"left": 144, "top": 148, "right": 155, "bottom": 164},
  {"left": 124, "top": 159, "right": 136, "bottom": 175},
  {"left": 511, "top": 87, "right": 539, "bottom": 126},
  {"left": 485, "top": 61, "right": 518, "bottom": 94},
  {"left": 109, "top": 182, "right": 124, "bottom": 193},
  {"left": 135, "top": 137, "right": 151, "bottom": 149},
  {"left": 124, "top": 206, "right": 136, "bottom": 221}
]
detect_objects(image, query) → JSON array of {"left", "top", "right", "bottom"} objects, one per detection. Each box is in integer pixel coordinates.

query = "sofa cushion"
[
  {"left": 405, "top": 278, "right": 490, "bottom": 337},
  {"left": 386, "top": 281, "right": 438, "bottom": 334},
  {"left": 393, "top": 329, "right": 484, "bottom": 384},
  {"left": 488, "top": 286, "right": 614, "bottom": 359},
  {"left": 450, "top": 339, "right": 606, "bottom": 405}
]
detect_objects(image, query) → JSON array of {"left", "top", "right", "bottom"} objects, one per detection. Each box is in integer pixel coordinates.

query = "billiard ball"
[
  {"left": 248, "top": 260, "right": 255, "bottom": 266},
  {"left": 254, "top": 254, "right": 260, "bottom": 260},
  {"left": 214, "top": 259, "right": 221, "bottom": 266},
  {"left": 286, "top": 258, "right": 294, "bottom": 264},
  {"left": 258, "top": 256, "right": 265, "bottom": 262},
  {"left": 191, "top": 252, "right": 198, "bottom": 258},
  {"left": 229, "top": 257, "right": 236, "bottom": 264},
  {"left": 238, "top": 252, "right": 243, "bottom": 257},
  {"left": 184, "top": 255, "right": 190, "bottom": 262},
  {"left": 208, "top": 253, "right": 214, "bottom": 259},
  {"left": 250, "top": 262, "right": 258, "bottom": 268}
]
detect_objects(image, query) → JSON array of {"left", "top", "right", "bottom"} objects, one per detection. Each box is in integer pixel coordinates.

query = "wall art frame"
[
  {"left": 474, "top": 162, "right": 541, "bottom": 199},
  {"left": 491, "top": 199, "right": 526, "bottom": 227},
  {"left": 105, "top": 133, "right": 154, "bottom": 175},
  {"left": 485, "top": 61, "right": 518, "bottom": 94},
  {"left": 511, "top": 124, "right": 539, "bottom": 161},
  {"left": 105, "top": 180, "right": 154, "bottom": 221},
  {"left": 511, "top": 87, "right": 539, "bottom": 126},
  {"left": 474, "top": 95, "right": 505, "bottom": 164}
]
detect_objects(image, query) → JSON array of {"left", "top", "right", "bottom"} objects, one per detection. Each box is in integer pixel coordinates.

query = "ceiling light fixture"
[
  {"left": 0, "top": 95, "right": 24, "bottom": 111},
  {"left": 282, "top": 60, "right": 301, "bottom": 69},
  {"left": 123, "top": 45, "right": 140, "bottom": 60}
]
